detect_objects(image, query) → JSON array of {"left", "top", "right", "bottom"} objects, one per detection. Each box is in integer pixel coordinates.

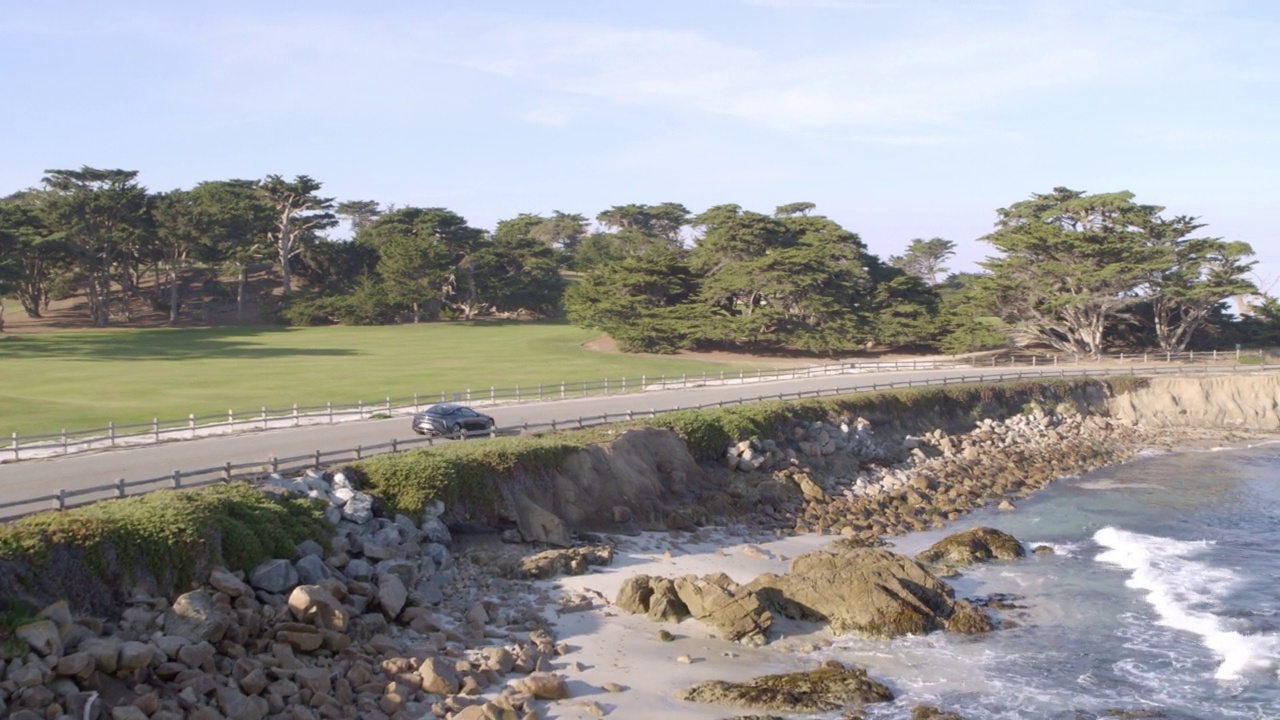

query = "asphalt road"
[{"left": 0, "top": 363, "right": 1122, "bottom": 519}]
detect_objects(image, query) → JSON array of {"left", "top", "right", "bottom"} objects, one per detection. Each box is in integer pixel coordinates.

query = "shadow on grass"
[{"left": 0, "top": 326, "right": 359, "bottom": 361}]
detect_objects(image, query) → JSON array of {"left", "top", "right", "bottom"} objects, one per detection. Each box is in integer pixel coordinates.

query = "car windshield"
[{"left": 427, "top": 404, "right": 462, "bottom": 415}]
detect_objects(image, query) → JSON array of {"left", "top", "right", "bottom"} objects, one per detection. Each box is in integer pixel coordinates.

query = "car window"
[{"left": 459, "top": 408, "right": 476, "bottom": 418}]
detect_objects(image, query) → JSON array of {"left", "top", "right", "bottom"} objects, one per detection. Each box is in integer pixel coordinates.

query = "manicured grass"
[{"left": 0, "top": 321, "right": 771, "bottom": 436}]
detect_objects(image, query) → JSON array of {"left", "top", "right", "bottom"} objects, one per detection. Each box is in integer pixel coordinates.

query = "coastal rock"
[
  {"left": 911, "top": 705, "right": 968, "bottom": 719},
  {"left": 615, "top": 572, "right": 772, "bottom": 645},
  {"left": 13, "top": 620, "right": 60, "bottom": 656},
  {"left": 672, "top": 573, "right": 772, "bottom": 646},
  {"left": 645, "top": 577, "right": 688, "bottom": 623},
  {"left": 514, "top": 545, "right": 615, "bottom": 580},
  {"left": 915, "top": 527, "right": 1026, "bottom": 570},
  {"left": 163, "top": 590, "right": 228, "bottom": 643},
  {"left": 513, "top": 672, "right": 570, "bottom": 699},
  {"left": 748, "top": 547, "right": 986, "bottom": 638},
  {"left": 249, "top": 558, "right": 298, "bottom": 594},
  {"left": 287, "top": 584, "right": 348, "bottom": 632},
  {"left": 674, "top": 662, "right": 893, "bottom": 712}
]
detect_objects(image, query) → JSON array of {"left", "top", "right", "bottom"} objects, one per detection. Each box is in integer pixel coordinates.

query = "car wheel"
[
  {"left": 487, "top": 420, "right": 495, "bottom": 433},
  {"left": 450, "top": 423, "right": 464, "bottom": 439}
]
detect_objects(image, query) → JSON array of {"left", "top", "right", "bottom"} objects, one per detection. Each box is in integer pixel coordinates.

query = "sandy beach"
[
  {"left": 528, "top": 429, "right": 1280, "bottom": 720},
  {"left": 537, "top": 528, "right": 837, "bottom": 719}
]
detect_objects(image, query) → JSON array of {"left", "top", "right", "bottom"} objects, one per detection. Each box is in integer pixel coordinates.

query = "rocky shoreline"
[{"left": 1, "top": 391, "right": 1276, "bottom": 720}]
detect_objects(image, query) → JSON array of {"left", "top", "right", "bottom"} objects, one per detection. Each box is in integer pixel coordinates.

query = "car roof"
[{"left": 425, "top": 403, "right": 465, "bottom": 413}]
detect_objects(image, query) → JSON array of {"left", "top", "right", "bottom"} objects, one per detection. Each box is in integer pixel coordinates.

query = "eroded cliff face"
[
  {"left": 496, "top": 427, "right": 711, "bottom": 545},
  {"left": 1108, "top": 374, "right": 1280, "bottom": 429}
]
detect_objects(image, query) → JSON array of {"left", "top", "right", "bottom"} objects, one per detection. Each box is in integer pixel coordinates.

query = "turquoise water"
[{"left": 808, "top": 441, "right": 1280, "bottom": 719}]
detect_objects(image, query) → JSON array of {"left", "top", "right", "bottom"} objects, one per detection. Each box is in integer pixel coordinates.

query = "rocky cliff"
[{"left": 1108, "top": 374, "right": 1280, "bottom": 429}]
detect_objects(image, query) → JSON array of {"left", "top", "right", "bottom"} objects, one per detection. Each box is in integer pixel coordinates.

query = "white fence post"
[
  {"left": 189, "top": 413, "right": 196, "bottom": 439},
  {"left": 109, "top": 421, "right": 115, "bottom": 447},
  {"left": 12, "top": 432, "right": 18, "bottom": 461},
  {"left": 153, "top": 418, "right": 160, "bottom": 443}
]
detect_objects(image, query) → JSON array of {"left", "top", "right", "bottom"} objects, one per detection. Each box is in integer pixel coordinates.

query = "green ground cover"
[{"left": 0, "top": 321, "right": 770, "bottom": 436}]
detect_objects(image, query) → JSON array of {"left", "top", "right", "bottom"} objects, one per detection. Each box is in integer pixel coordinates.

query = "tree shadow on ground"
[{"left": 0, "top": 326, "right": 359, "bottom": 362}]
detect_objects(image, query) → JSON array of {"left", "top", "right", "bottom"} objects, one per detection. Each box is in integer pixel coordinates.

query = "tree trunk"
[
  {"left": 278, "top": 213, "right": 294, "bottom": 296},
  {"left": 168, "top": 265, "right": 180, "bottom": 325},
  {"left": 236, "top": 266, "right": 248, "bottom": 324},
  {"left": 464, "top": 257, "right": 478, "bottom": 319}
]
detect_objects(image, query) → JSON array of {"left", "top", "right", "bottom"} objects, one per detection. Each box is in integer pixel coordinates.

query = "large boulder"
[
  {"left": 286, "top": 585, "right": 349, "bottom": 632},
  {"left": 672, "top": 573, "right": 772, "bottom": 646},
  {"left": 613, "top": 572, "right": 771, "bottom": 645},
  {"left": 163, "top": 590, "right": 229, "bottom": 643},
  {"left": 514, "top": 545, "right": 614, "bottom": 580},
  {"left": 249, "top": 558, "right": 299, "bottom": 594},
  {"left": 674, "top": 662, "right": 893, "bottom": 713},
  {"left": 748, "top": 547, "right": 990, "bottom": 638},
  {"left": 915, "top": 527, "right": 1026, "bottom": 570}
]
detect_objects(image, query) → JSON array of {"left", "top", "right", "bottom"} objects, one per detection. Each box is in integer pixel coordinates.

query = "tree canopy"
[{"left": 2, "top": 167, "right": 1270, "bottom": 355}]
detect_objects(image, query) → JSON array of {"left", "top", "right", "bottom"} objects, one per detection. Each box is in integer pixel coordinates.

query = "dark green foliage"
[
  {"left": 977, "top": 187, "right": 1255, "bottom": 358},
  {"left": 0, "top": 483, "right": 328, "bottom": 593},
  {"left": 480, "top": 214, "right": 566, "bottom": 316},
  {"left": 349, "top": 436, "right": 586, "bottom": 518},
  {"left": 1105, "top": 375, "right": 1151, "bottom": 396},
  {"left": 276, "top": 292, "right": 344, "bottom": 326},
  {"left": 564, "top": 246, "right": 699, "bottom": 352}
]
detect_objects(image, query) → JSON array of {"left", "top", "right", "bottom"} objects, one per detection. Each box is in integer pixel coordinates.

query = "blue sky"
[{"left": 2, "top": 0, "right": 1277, "bottom": 292}]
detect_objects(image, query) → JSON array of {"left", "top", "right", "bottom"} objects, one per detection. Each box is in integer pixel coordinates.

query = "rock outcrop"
[
  {"left": 915, "top": 526, "right": 1026, "bottom": 571},
  {"left": 748, "top": 546, "right": 992, "bottom": 638},
  {"left": 614, "top": 572, "right": 773, "bottom": 646},
  {"left": 674, "top": 661, "right": 893, "bottom": 712}
]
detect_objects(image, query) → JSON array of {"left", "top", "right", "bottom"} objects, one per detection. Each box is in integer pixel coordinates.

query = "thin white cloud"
[{"left": 426, "top": 10, "right": 1159, "bottom": 134}]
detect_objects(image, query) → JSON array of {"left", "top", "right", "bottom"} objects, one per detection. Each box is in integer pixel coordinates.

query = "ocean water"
[{"left": 806, "top": 441, "right": 1280, "bottom": 720}]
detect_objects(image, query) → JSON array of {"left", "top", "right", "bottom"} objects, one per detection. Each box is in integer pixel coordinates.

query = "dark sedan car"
[{"left": 411, "top": 404, "right": 496, "bottom": 437}]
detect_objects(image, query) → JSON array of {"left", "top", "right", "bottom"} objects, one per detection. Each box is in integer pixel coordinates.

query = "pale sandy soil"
[{"left": 535, "top": 529, "right": 838, "bottom": 720}]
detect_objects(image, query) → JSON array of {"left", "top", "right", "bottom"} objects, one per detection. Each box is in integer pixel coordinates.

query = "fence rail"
[
  {"left": 1, "top": 360, "right": 1274, "bottom": 522},
  {"left": 2, "top": 348, "right": 1266, "bottom": 464}
]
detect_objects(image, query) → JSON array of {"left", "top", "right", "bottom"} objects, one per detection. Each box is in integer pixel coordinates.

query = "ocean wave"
[{"left": 1094, "top": 526, "right": 1279, "bottom": 681}]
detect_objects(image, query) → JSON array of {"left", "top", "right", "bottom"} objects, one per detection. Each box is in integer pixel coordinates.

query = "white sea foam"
[
  {"left": 1094, "top": 526, "right": 1279, "bottom": 680},
  {"left": 1077, "top": 479, "right": 1164, "bottom": 490},
  {"left": 1027, "top": 540, "right": 1086, "bottom": 557}
]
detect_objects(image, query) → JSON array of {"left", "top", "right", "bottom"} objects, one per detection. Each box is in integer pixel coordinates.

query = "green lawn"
[{"left": 0, "top": 321, "right": 773, "bottom": 436}]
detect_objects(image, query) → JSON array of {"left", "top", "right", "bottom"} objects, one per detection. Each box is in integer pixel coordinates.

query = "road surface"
[{"left": 0, "top": 363, "right": 1165, "bottom": 520}]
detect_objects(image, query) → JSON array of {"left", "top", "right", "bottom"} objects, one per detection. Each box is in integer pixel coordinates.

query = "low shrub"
[
  {"left": 0, "top": 483, "right": 328, "bottom": 593},
  {"left": 350, "top": 436, "right": 586, "bottom": 517},
  {"left": 1104, "top": 375, "right": 1152, "bottom": 396}
]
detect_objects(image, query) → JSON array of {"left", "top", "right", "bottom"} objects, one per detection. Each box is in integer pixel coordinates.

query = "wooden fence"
[{"left": 1, "top": 360, "right": 1273, "bottom": 521}]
